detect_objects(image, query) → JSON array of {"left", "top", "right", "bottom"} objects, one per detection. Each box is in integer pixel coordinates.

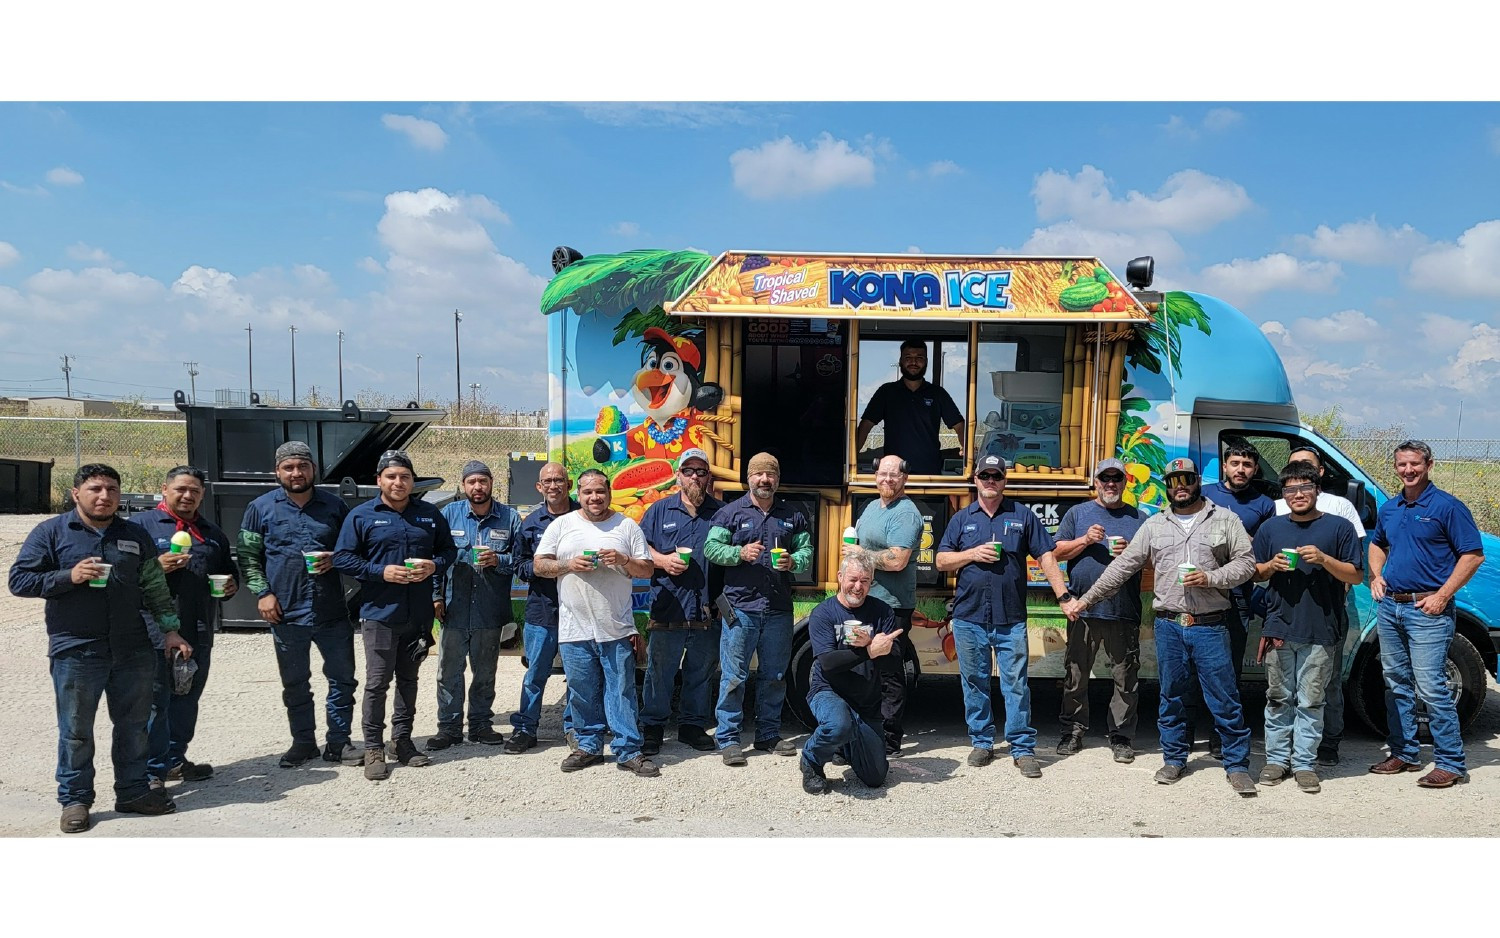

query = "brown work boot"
[
  {"left": 364, "top": 747, "right": 389, "bottom": 781},
  {"left": 1368, "top": 755, "right": 1422, "bottom": 775}
]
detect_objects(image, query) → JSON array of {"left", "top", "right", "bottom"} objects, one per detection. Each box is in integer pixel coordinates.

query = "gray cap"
[
  {"left": 1094, "top": 458, "right": 1126, "bottom": 478},
  {"left": 376, "top": 449, "right": 414, "bottom": 474},
  {"left": 976, "top": 454, "right": 1008, "bottom": 474},
  {"left": 460, "top": 459, "right": 492, "bottom": 481},
  {"left": 677, "top": 447, "right": 710, "bottom": 468},
  {"left": 274, "top": 441, "right": 314, "bottom": 465}
]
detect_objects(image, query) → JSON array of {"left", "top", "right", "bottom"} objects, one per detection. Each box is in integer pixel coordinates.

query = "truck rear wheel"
[
  {"left": 785, "top": 625, "right": 920, "bottom": 732},
  {"left": 1348, "top": 631, "right": 1488, "bottom": 736}
]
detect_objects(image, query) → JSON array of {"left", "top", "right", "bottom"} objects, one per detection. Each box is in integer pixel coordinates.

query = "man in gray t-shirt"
[
  {"left": 848, "top": 455, "right": 925, "bottom": 755},
  {"left": 1050, "top": 460, "right": 1144, "bottom": 764}
]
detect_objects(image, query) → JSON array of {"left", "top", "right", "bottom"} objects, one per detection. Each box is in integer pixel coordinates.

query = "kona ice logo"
[{"left": 829, "top": 268, "right": 1012, "bottom": 311}]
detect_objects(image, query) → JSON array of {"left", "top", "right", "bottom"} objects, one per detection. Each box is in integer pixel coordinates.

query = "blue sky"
[{"left": 3, "top": 11, "right": 1499, "bottom": 437}]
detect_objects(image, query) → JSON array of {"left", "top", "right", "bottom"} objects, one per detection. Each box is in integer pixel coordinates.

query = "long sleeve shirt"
[
  {"left": 438, "top": 499, "right": 522, "bottom": 630},
  {"left": 704, "top": 494, "right": 813, "bottom": 614},
  {"left": 132, "top": 506, "right": 239, "bottom": 648},
  {"left": 1079, "top": 499, "right": 1256, "bottom": 616},
  {"left": 237, "top": 487, "right": 350, "bottom": 626},
  {"left": 333, "top": 497, "right": 457, "bottom": 627},
  {"left": 516, "top": 500, "right": 578, "bottom": 629},
  {"left": 9, "top": 511, "right": 182, "bottom": 658}
]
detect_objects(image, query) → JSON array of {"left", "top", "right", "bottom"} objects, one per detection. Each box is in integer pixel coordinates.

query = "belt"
[
  {"left": 1155, "top": 610, "right": 1226, "bottom": 627},
  {"left": 1389, "top": 591, "right": 1437, "bottom": 604},
  {"left": 647, "top": 619, "right": 714, "bottom": 631}
]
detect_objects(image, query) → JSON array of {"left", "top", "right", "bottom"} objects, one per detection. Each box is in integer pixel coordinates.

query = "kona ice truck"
[{"left": 537, "top": 247, "right": 1499, "bottom": 733}]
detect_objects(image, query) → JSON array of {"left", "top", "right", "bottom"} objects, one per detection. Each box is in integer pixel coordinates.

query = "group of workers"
[{"left": 8, "top": 361, "right": 1486, "bottom": 831}]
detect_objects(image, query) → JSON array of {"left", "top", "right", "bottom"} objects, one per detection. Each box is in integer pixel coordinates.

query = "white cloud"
[
  {"left": 1407, "top": 219, "right": 1500, "bottom": 298},
  {"left": 916, "top": 159, "right": 961, "bottom": 179},
  {"left": 0, "top": 241, "right": 18, "bottom": 267},
  {"left": 1032, "top": 165, "right": 1252, "bottom": 233},
  {"left": 46, "top": 166, "right": 84, "bottom": 186},
  {"left": 905, "top": 245, "right": 923, "bottom": 254},
  {"left": 1289, "top": 309, "right": 1384, "bottom": 344},
  {"left": 1295, "top": 217, "right": 1428, "bottom": 265},
  {"left": 729, "top": 132, "right": 879, "bottom": 200},
  {"left": 65, "top": 243, "right": 120, "bottom": 267},
  {"left": 1015, "top": 221, "right": 1186, "bottom": 270},
  {"left": 1160, "top": 109, "right": 1244, "bottom": 139},
  {"left": 1439, "top": 323, "right": 1500, "bottom": 389},
  {"left": 611, "top": 221, "right": 640, "bottom": 237},
  {"left": 567, "top": 102, "right": 752, "bottom": 128},
  {"left": 357, "top": 256, "right": 383, "bottom": 274},
  {"left": 1197, "top": 252, "right": 1342, "bottom": 302},
  {"left": 381, "top": 113, "right": 448, "bottom": 151},
  {"left": 1202, "top": 108, "right": 1244, "bottom": 132},
  {"left": 26, "top": 266, "right": 166, "bottom": 306},
  {"left": 1, "top": 180, "right": 47, "bottom": 196},
  {"left": 1419, "top": 313, "right": 1474, "bottom": 347}
]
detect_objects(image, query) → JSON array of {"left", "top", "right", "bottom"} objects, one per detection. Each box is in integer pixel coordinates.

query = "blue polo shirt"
[
  {"left": 860, "top": 379, "right": 963, "bottom": 475},
  {"left": 1371, "top": 482, "right": 1483, "bottom": 593},
  {"left": 8, "top": 511, "right": 181, "bottom": 658},
  {"left": 639, "top": 492, "right": 724, "bottom": 623},
  {"left": 516, "top": 500, "right": 578, "bottom": 628},
  {"left": 938, "top": 497, "right": 1056, "bottom": 627},
  {"left": 439, "top": 499, "right": 522, "bottom": 630},
  {"left": 333, "top": 497, "right": 456, "bottom": 627},
  {"left": 1204, "top": 482, "right": 1275, "bottom": 536},
  {"left": 239, "top": 488, "right": 350, "bottom": 626},
  {"left": 133, "top": 506, "right": 239, "bottom": 648},
  {"left": 707, "top": 494, "right": 812, "bottom": 614}
]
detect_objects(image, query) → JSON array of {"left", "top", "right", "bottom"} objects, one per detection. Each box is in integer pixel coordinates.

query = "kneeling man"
[{"left": 799, "top": 550, "right": 904, "bottom": 795}]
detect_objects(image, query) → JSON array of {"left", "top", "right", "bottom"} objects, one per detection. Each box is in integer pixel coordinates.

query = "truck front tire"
[{"left": 1348, "top": 630, "right": 1488, "bottom": 737}]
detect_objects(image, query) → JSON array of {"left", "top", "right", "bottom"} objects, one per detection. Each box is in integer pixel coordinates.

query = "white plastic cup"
[
  {"left": 840, "top": 619, "right": 870, "bottom": 645},
  {"left": 303, "top": 551, "right": 327, "bottom": 574},
  {"left": 1177, "top": 562, "right": 1197, "bottom": 585},
  {"left": 1107, "top": 536, "right": 1125, "bottom": 553},
  {"left": 582, "top": 549, "right": 599, "bottom": 567},
  {"left": 209, "top": 574, "right": 231, "bottom": 598},
  {"left": 88, "top": 562, "right": 112, "bottom": 588}
]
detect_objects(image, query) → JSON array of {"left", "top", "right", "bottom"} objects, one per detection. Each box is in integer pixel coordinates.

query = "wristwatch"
[{"left": 1057, "top": 591, "right": 1074, "bottom": 602}]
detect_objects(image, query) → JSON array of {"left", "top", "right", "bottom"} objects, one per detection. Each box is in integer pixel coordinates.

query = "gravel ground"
[{"left": 2, "top": 512, "right": 1498, "bottom": 839}]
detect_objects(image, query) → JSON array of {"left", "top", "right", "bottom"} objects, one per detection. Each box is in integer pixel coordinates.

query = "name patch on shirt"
[
  {"left": 118, "top": 541, "right": 140, "bottom": 555},
  {"left": 450, "top": 529, "right": 466, "bottom": 537},
  {"left": 663, "top": 522, "right": 677, "bottom": 530},
  {"left": 964, "top": 524, "right": 977, "bottom": 532}
]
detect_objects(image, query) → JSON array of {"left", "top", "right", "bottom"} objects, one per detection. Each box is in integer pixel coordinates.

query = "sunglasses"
[
  {"left": 1165, "top": 474, "right": 1198, "bottom": 485},
  {"left": 976, "top": 472, "right": 1004, "bottom": 481},
  {"left": 679, "top": 467, "right": 710, "bottom": 478},
  {"left": 1097, "top": 474, "right": 1126, "bottom": 483}
]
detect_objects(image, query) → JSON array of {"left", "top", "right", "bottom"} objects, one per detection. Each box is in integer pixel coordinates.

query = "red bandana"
[{"left": 156, "top": 502, "right": 206, "bottom": 544}]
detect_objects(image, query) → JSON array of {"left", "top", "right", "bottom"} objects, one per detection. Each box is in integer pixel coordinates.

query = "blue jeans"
[
  {"left": 1155, "top": 618, "right": 1251, "bottom": 773},
  {"left": 803, "top": 690, "right": 888, "bottom": 787},
  {"left": 1263, "top": 641, "right": 1336, "bottom": 771},
  {"left": 641, "top": 623, "right": 721, "bottom": 730},
  {"left": 51, "top": 646, "right": 157, "bottom": 806},
  {"left": 435, "top": 626, "right": 502, "bottom": 734},
  {"left": 559, "top": 638, "right": 642, "bottom": 763},
  {"left": 147, "top": 641, "right": 212, "bottom": 779},
  {"left": 510, "top": 623, "right": 572, "bottom": 737},
  {"left": 951, "top": 618, "right": 1035, "bottom": 756},
  {"left": 1377, "top": 598, "right": 1466, "bottom": 775},
  {"left": 271, "top": 619, "right": 357, "bottom": 748},
  {"left": 715, "top": 608, "right": 793, "bottom": 747}
]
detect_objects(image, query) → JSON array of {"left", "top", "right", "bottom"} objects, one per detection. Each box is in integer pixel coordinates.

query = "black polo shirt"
[{"left": 860, "top": 379, "right": 962, "bottom": 475}]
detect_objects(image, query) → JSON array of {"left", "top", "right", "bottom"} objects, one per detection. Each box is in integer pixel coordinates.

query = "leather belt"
[
  {"left": 647, "top": 619, "right": 714, "bottom": 631},
  {"left": 1155, "top": 610, "right": 1226, "bottom": 627},
  {"left": 1389, "top": 591, "right": 1437, "bottom": 604}
]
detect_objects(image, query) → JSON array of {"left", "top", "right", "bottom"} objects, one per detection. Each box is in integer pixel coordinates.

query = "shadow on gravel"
[{"left": 162, "top": 754, "right": 354, "bottom": 813}]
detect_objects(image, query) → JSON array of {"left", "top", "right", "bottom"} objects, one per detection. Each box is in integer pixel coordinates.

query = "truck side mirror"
[{"left": 1345, "top": 479, "right": 1376, "bottom": 529}]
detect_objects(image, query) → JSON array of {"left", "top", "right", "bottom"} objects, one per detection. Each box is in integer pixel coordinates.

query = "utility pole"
[
  {"left": 183, "top": 361, "right": 199, "bottom": 404},
  {"left": 469, "top": 381, "right": 480, "bottom": 407},
  {"left": 60, "top": 355, "right": 73, "bottom": 398},
  {"left": 416, "top": 354, "right": 423, "bottom": 403},
  {"left": 245, "top": 323, "right": 254, "bottom": 397},
  {"left": 454, "top": 308, "right": 463, "bottom": 419},
  {"left": 337, "top": 330, "right": 345, "bottom": 403},
  {"left": 289, "top": 324, "right": 299, "bottom": 406}
]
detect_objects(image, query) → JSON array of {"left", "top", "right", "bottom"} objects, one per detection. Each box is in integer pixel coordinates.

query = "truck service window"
[
  {"left": 973, "top": 323, "right": 1066, "bottom": 472},
  {"left": 854, "top": 323, "right": 968, "bottom": 477}
]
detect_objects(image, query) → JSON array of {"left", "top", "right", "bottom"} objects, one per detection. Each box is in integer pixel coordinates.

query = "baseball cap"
[
  {"left": 976, "top": 455, "right": 1008, "bottom": 475},
  {"left": 677, "top": 447, "right": 710, "bottom": 468},
  {"left": 1164, "top": 457, "right": 1198, "bottom": 479},
  {"left": 1094, "top": 458, "right": 1126, "bottom": 478}
]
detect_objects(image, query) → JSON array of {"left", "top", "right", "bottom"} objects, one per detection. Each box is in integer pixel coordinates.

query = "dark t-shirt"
[
  {"left": 805, "top": 595, "right": 895, "bottom": 714},
  {"left": 1056, "top": 500, "right": 1144, "bottom": 622},
  {"left": 1252, "top": 513, "right": 1362, "bottom": 646},
  {"left": 860, "top": 379, "right": 962, "bottom": 475}
]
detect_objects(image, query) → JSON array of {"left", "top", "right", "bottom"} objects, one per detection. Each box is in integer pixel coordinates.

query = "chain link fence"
[
  {"left": 1327, "top": 436, "right": 1500, "bottom": 535},
  {"left": 0, "top": 416, "right": 188, "bottom": 505},
  {"left": 404, "top": 425, "right": 548, "bottom": 505}
]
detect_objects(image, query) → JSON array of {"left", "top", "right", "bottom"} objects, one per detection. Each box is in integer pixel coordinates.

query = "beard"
[
  {"left": 751, "top": 483, "right": 775, "bottom": 500},
  {"left": 281, "top": 479, "right": 313, "bottom": 494},
  {"left": 79, "top": 503, "right": 116, "bottom": 524},
  {"left": 1169, "top": 484, "right": 1201, "bottom": 508},
  {"left": 679, "top": 478, "right": 706, "bottom": 503},
  {"left": 1098, "top": 490, "right": 1123, "bottom": 507},
  {"left": 900, "top": 363, "right": 925, "bottom": 381}
]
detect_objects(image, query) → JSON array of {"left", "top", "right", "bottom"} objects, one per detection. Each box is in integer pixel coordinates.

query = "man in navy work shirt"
[
  {"left": 238, "top": 440, "right": 360, "bottom": 768},
  {"left": 1049, "top": 458, "right": 1144, "bottom": 765},
  {"left": 505, "top": 462, "right": 578, "bottom": 754},
  {"left": 638, "top": 448, "right": 724, "bottom": 757},
  {"left": 855, "top": 338, "right": 966, "bottom": 475},
  {"left": 9, "top": 463, "right": 190, "bottom": 833},
  {"left": 136, "top": 465, "right": 239, "bottom": 787},
  {"left": 936, "top": 455, "right": 1069, "bottom": 779},
  {"left": 333, "top": 449, "right": 456, "bottom": 781},
  {"left": 1250, "top": 460, "right": 1363, "bottom": 794},
  {"left": 798, "top": 550, "right": 903, "bottom": 796},
  {"left": 429, "top": 459, "right": 522, "bottom": 752},
  {"left": 1366, "top": 440, "right": 1484, "bottom": 789},
  {"left": 704, "top": 451, "right": 813, "bottom": 765}
]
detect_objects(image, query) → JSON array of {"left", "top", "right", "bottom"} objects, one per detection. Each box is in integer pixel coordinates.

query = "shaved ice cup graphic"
[{"left": 595, "top": 406, "right": 631, "bottom": 462}]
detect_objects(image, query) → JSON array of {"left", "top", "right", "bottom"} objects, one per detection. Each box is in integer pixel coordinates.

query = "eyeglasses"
[
  {"left": 1281, "top": 483, "right": 1317, "bottom": 496},
  {"left": 679, "top": 467, "right": 710, "bottom": 478},
  {"left": 874, "top": 472, "right": 905, "bottom": 480},
  {"left": 1097, "top": 474, "right": 1126, "bottom": 484},
  {"left": 538, "top": 477, "right": 568, "bottom": 486},
  {"left": 976, "top": 472, "right": 1004, "bottom": 482}
]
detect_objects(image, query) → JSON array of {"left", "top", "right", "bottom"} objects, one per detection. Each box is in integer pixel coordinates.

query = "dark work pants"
[
  {"left": 875, "top": 608, "right": 913, "bottom": 752},
  {"left": 147, "top": 641, "right": 212, "bottom": 778},
  {"left": 272, "top": 619, "right": 358, "bottom": 748},
  {"left": 1058, "top": 615, "right": 1140, "bottom": 742},
  {"left": 361, "top": 620, "right": 426, "bottom": 748}
]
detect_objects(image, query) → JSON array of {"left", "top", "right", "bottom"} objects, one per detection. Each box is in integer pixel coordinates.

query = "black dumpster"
[
  {"left": 171, "top": 394, "right": 449, "bottom": 628},
  {"left": 0, "top": 457, "right": 54, "bottom": 514}
]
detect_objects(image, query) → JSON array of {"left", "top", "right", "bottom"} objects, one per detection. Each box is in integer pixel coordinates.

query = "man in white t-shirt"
[
  {"left": 1272, "top": 445, "right": 1366, "bottom": 767},
  {"left": 533, "top": 469, "right": 658, "bottom": 777}
]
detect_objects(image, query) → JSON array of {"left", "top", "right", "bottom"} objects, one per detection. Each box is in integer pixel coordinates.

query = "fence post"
[{"left": 74, "top": 419, "right": 81, "bottom": 470}]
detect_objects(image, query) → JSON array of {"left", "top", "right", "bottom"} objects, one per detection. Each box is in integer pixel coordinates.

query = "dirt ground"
[{"left": 2, "top": 512, "right": 1498, "bottom": 839}]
